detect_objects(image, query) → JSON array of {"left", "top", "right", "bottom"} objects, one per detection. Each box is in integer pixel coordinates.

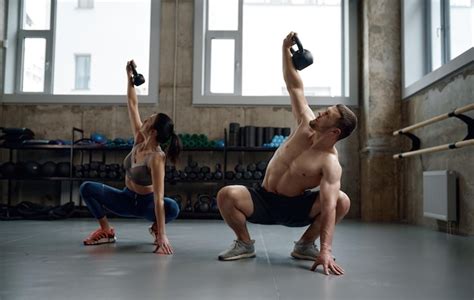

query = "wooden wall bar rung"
[
  {"left": 393, "top": 103, "right": 474, "bottom": 136},
  {"left": 393, "top": 139, "right": 474, "bottom": 159}
]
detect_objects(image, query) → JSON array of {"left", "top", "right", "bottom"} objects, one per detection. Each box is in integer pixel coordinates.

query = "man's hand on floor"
[{"left": 311, "top": 251, "right": 344, "bottom": 275}]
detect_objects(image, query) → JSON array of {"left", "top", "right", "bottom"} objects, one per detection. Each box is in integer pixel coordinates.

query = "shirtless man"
[{"left": 216, "top": 32, "right": 357, "bottom": 276}]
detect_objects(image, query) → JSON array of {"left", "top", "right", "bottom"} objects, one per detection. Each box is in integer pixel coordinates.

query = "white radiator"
[{"left": 423, "top": 170, "right": 457, "bottom": 221}]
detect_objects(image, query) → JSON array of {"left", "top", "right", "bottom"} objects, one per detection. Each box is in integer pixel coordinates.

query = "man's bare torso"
[{"left": 262, "top": 120, "right": 339, "bottom": 197}]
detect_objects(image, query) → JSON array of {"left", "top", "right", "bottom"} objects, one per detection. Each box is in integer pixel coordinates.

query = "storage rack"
[{"left": 0, "top": 128, "right": 278, "bottom": 219}]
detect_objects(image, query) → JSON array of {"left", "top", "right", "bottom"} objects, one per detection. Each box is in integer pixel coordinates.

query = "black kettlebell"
[
  {"left": 130, "top": 62, "right": 146, "bottom": 86},
  {"left": 213, "top": 164, "right": 223, "bottom": 180},
  {"left": 234, "top": 164, "right": 245, "bottom": 173},
  {"left": 243, "top": 171, "right": 253, "bottom": 180},
  {"left": 253, "top": 170, "right": 263, "bottom": 180},
  {"left": 290, "top": 35, "right": 313, "bottom": 71},
  {"left": 247, "top": 163, "right": 257, "bottom": 172},
  {"left": 195, "top": 194, "right": 210, "bottom": 213},
  {"left": 256, "top": 160, "right": 267, "bottom": 172}
]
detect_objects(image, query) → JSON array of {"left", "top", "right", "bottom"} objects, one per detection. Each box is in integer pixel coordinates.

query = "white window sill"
[
  {"left": 192, "top": 95, "right": 357, "bottom": 107},
  {"left": 403, "top": 47, "right": 474, "bottom": 99},
  {"left": 1, "top": 94, "right": 158, "bottom": 105}
]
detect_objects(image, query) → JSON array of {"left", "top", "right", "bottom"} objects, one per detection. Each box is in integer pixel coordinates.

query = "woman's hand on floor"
[{"left": 153, "top": 234, "right": 173, "bottom": 255}]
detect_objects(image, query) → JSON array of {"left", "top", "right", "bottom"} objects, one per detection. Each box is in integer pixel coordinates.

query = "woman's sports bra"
[{"left": 122, "top": 145, "right": 156, "bottom": 186}]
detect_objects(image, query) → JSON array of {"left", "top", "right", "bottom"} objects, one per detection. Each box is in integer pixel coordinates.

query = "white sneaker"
[{"left": 218, "top": 240, "right": 256, "bottom": 261}]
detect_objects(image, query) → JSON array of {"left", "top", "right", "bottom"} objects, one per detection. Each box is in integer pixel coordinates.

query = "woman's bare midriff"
[{"left": 125, "top": 176, "right": 153, "bottom": 195}]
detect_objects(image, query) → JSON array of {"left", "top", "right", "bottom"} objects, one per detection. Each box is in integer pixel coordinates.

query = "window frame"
[
  {"left": 1, "top": 0, "right": 160, "bottom": 104},
  {"left": 77, "top": 0, "right": 95, "bottom": 9},
  {"left": 193, "top": 0, "right": 358, "bottom": 106},
  {"left": 402, "top": 0, "right": 474, "bottom": 99},
  {"left": 74, "top": 54, "right": 91, "bottom": 90}
]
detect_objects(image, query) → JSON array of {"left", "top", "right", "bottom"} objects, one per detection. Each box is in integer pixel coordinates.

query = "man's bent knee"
[
  {"left": 217, "top": 185, "right": 254, "bottom": 217},
  {"left": 337, "top": 191, "right": 351, "bottom": 216},
  {"left": 217, "top": 186, "right": 241, "bottom": 208}
]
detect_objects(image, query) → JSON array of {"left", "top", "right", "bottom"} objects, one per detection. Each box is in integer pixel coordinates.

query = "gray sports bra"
[{"left": 123, "top": 145, "right": 156, "bottom": 186}]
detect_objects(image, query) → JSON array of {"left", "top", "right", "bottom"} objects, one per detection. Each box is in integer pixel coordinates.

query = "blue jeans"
[{"left": 79, "top": 181, "right": 180, "bottom": 223}]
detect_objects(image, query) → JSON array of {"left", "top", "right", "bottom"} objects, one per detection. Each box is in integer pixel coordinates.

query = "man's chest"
[{"left": 287, "top": 153, "right": 323, "bottom": 179}]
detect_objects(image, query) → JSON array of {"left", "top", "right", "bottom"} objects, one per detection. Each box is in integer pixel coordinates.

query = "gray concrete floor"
[{"left": 0, "top": 219, "right": 473, "bottom": 300}]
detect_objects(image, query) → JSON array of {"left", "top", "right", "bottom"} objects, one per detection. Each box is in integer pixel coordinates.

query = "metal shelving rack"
[{"left": 0, "top": 127, "right": 277, "bottom": 219}]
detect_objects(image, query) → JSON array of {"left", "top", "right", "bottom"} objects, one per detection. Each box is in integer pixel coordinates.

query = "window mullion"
[
  {"left": 44, "top": 0, "right": 57, "bottom": 94},
  {"left": 204, "top": 35, "right": 212, "bottom": 95},
  {"left": 42, "top": 31, "right": 53, "bottom": 94},
  {"left": 15, "top": 31, "right": 25, "bottom": 94},
  {"left": 442, "top": 0, "right": 450, "bottom": 63},
  {"left": 425, "top": 0, "right": 432, "bottom": 74},
  {"left": 234, "top": 0, "right": 243, "bottom": 95}
]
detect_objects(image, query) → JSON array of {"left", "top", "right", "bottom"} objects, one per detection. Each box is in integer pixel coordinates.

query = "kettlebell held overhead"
[
  {"left": 130, "top": 62, "right": 146, "bottom": 86},
  {"left": 290, "top": 35, "right": 313, "bottom": 71}
]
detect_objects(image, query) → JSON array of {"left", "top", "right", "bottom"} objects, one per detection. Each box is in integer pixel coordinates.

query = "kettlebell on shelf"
[{"left": 194, "top": 194, "right": 211, "bottom": 213}]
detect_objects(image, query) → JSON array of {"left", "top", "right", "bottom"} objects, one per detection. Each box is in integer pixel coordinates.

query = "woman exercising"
[{"left": 80, "top": 60, "right": 182, "bottom": 254}]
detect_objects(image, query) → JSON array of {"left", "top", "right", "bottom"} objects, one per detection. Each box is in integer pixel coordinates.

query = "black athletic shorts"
[{"left": 246, "top": 185, "right": 319, "bottom": 227}]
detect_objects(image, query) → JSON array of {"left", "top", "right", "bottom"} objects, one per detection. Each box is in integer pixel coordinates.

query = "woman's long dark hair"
[{"left": 152, "top": 113, "right": 182, "bottom": 164}]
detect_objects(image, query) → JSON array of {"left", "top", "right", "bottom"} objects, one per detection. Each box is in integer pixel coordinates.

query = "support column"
[{"left": 360, "top": 0, "right": 402, "bottom": 221}]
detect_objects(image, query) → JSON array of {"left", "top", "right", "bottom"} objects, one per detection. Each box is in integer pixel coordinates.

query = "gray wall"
[
  {"left": 0, "top": 0, "right": 361, "bottom": 218},
  {"left": 359, "top": 0, "right": 474, "bottom": 236},
  {"left": 401, "top": 65, "right": 474, "bottom": 235}
]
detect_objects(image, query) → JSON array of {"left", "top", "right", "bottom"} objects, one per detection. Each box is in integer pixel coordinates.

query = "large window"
[
  {"left": 402, "top": 0, "right": 474, "bottom": 98},
  {"left": 193, "top": 0, "right": 358, "bottom": 106},
  {"left": 2, "top": 0, "right": 160, "bottom": 104}
]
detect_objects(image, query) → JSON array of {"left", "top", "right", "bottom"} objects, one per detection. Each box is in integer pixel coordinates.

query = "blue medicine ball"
[{"left": 91, "top": 132, "right": 107, "bottom": 144}]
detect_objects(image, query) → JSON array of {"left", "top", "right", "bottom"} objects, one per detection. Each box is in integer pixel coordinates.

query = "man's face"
[{"left": 309, "top": 106, "right": 341, "bottom": 132}]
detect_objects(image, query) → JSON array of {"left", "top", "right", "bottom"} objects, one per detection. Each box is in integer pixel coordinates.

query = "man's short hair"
[{"left": 335, "top": 104, "right": 357, "bottom": 141}]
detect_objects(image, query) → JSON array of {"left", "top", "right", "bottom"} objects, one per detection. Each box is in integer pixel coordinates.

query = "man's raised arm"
[{"left": 282, "top": 32, "right": 314, "bottom": 124}]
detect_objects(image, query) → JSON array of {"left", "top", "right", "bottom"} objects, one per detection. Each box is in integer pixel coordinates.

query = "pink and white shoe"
[{"left": 83, "top": 228, "right": 116, "bottom": 245}]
